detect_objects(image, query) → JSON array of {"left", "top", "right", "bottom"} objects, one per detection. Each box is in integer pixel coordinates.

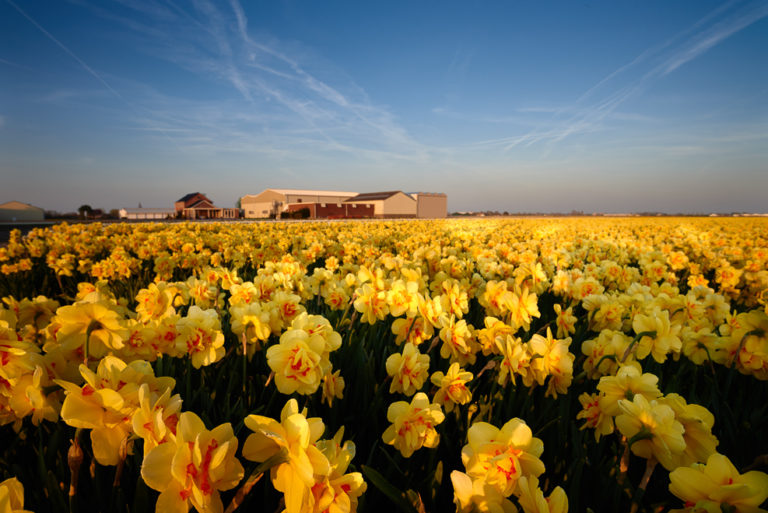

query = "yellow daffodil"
[
  {"left": 596, "top": 363, "right": 661, "bottom": 416},
  {"left": 175, "top": 306, "right": 226, "bottom": 369},
  {"left": 229, "top": 302, "right": 271, "bottom": 356},
  {"left": 431, "top": 362, "right": 473, "bottom": 412},
  {"left": 242, "top": 399, "right": 329, "bottom": 513},
  {"left": 668, "top": 453, "right": 768, "bottom": 513},
  {"left": 515, "top": 475, "right": 568, "bottom": 513},
  {"left": 576, "top": 392, "right": 614, "bottom": 441},
  {"left": 141, "top": 411, "right": 244, "bottom": 513},
  {"left": 321, "top": 369, "right": 345, "bottom": 407},
  {"left": 54, "top": 301, "right": 129, "bottom": 359},
  {"left": 266, "top": 328, "right": 328, "bottom": 395},
  {"left": 353, "top": 283, "right": 389, "bottom": 325},
  {"left": 461, "top": 418, "right": 545, "bottom": 497},
  {"left": 495, "top": 335, "right": 531, "bottom": 387},
  {"left": 0, "top": 477, "right": 33, "bottom": 513},
  {"left": 528, "top": 328, "right": 574, "bottom": 398},
  {"left": 438, "top": 316, "right": 479, "bottom": 366},
  {"left": 660, "top": 393, "right": 718, "bottom": 468},
  {"left": 382, "top": 393, "right": 444, "bottom": 458},
  {"left": 553, "top": 304, "right": 577, "bottom": 338},
  {"left": 615, "top": 394, "right": 686, "bottom": 470},
  {"left": 450, "top": 470, "right": 518, "bottom": 513},
  {"left": 581, "top": 330, "right": 632, "bottom": 379},
  {"left": 131, "top": 384, "right": 182, "bottom": 455},
  {"left": 476, "top": 316, "right": 516, "bottom": 356},
  {"left": 631, "top": 308, "right": 683, "bottom": 363},
  {"left": 311, "top": 428, "right": 367, "bottom": 513},
  {"left": 135, "top": 282, "right": 176, "bottom": 323},
  {"left": 57, "top": 355, "right": 175, "bottom": 465},
  {"left": 386, "top": 342, "right": 431, "bottom": 396},
  {"left": 391, "top": 315, "right": 434, "bottom": 346}
]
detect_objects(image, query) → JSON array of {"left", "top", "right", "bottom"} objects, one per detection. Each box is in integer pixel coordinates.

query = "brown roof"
[
  {"left": 345, "top": 191, "right": 404, "bottom": 202},
  {"left": 177, "top": 192, "right": 203, "bottom": 203},
  {"left": 187, "top": 199, "right": 216, "bottom": 209}
]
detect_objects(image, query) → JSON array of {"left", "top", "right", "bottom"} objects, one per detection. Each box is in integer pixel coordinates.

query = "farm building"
[
  {"left": 119, "top": 208, "right": 176, "bottom": 220},
  {"left": 175, "top": 193, "right": 238, "bottom": 219},
  {"left": 0, "top": 201, "right": 45, "bottom": 222},
  {"left": 240, "top": 189, "right": 359, "bottom": 219},
  {"left": 284, "top": 202, "right": 374, "bottom": 219},
  {"left": 410, "top": 192, "right": 448, "bottom": 218},
  {"left": 344, "top": 191, "right": 417, "bottom": 218},
  {"left": 240, "top": 188, "right": 448, "bottom": 219}
]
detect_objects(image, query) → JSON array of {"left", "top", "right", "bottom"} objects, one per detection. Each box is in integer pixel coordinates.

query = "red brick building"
[
  {"left": 284, "top": 202, "right": 374, "bottom": 219},
  {"left": 175, "top": 193, "right": 239, "bottom": 219}
]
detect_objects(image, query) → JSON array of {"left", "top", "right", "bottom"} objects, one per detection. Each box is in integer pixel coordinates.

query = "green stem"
[
  {"left": 84, "top": 321, "right": 100, "bottom": 365},
  {"left": 224, "top": 449, "right": 289, "bottom": 513},
  {"left": 620, "top": 330, "right": 656, "bottom": 363}
]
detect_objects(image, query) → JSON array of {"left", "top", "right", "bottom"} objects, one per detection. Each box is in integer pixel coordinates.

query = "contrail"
[
  {"left": 6, "top": 0, "right": 126, "bottom": 103},
  {"left": 5, "top": 0, "right": 185, "bottom": 147}
]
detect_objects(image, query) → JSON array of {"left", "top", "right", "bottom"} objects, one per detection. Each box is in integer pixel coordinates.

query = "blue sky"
[{"left": 1, "top": 0, "right": 766, "bottom": 214}]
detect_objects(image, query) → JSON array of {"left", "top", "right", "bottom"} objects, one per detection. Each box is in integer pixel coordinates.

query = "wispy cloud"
[
  {"left": 69, "top": 0, "right": 433, "bottom": 163},
  {"left": 477, "top": 0, "right": 768, "bottom": 152}
]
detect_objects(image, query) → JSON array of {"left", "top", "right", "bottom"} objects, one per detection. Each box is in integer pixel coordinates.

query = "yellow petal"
[
  {"left": 91, "top": 427, "right": 127, "bottom": 466},
  {"left": 141, "top": 442, "right": 177, "bottom": 491},
  {"left": 242, "top": 433, "right": 280, "bottom": 463},
  {"left": 60, "top": 393, "right": 103, "bottom": 429},
  {"left": 177, "top": 411, "right": 205, "bottom": 443},
  {"left": 155, "top": 482, "right": 190, "bottom": 513}
]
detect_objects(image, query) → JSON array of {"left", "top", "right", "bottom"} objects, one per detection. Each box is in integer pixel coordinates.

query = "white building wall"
[
  {"left": 119, "top": 209, "right": 175, "bottom": 220},
  {"left": 284, "top": 193, "right": 353, "bottom": 204}
]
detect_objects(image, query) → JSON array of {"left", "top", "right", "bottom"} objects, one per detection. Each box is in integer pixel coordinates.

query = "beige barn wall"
[
  {"left": 415, "top": 194, "right": 447, "bottom": 218},
  {"left": 382, "top": 193, "right": 417, "bottom": 217},
  {"left": 353, "top": 194, "right": 417, "bottom": 217},
  {"left": 241, "top": 191, "right": 286, "bottom": 218}
]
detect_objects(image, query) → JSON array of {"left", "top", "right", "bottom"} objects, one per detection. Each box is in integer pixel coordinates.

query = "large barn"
[
  {"left": 240, "top": 189, "right": 447, "bottom": 219},
  {"left": 344, "top": 191, "right": 417, "bottom": 218},
  {"left": 0, "top": 201, "right": 45, "bottom": 222},
  {"left": 240, "top": 189, "right": 359, "bottom": 219}
]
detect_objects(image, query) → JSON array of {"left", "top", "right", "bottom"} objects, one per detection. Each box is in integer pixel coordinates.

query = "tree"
[{"left": 78, "top": 204, "right": 93, "bottom": 219}]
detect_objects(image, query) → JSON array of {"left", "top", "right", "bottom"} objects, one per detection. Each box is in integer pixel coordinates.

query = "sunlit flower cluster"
[{"left": 1, "top": 217, "right": 767, "bottom": 512}]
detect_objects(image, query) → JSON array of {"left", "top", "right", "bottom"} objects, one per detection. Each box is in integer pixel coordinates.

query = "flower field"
[{"left": 1, "top": 217, "right": 767, "bottom": 513}]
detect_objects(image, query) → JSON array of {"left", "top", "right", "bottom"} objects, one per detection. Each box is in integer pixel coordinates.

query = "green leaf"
[{"left": 361, "top": 465, "right": 418, "bottom": 513}]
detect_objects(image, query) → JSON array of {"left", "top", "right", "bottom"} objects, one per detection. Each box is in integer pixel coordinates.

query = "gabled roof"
[
  {"left": 187, "top": 199, "right": 216, "bottom": 209},
  {"left": 0, "top": 201, "right": 44, "bottom": 210},
  {"left": 177, "top": 192, "right": 207, "bottom": 203},
  {"left": 345, "top": 191, "right": 411, "bottom": 202}
]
